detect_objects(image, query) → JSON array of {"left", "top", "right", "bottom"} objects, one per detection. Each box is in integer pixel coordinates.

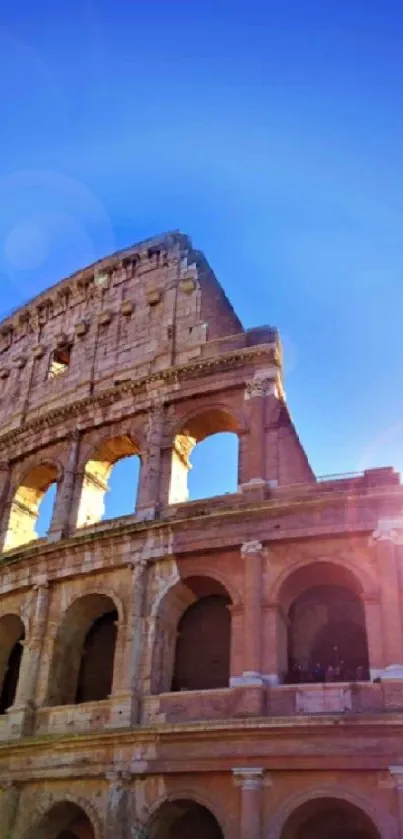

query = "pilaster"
[
  {"left": 0, "top": 461, "right": 11, "bottom": 552},
  {"left": 9, "top": 578, "right": 49, "bottom": 736},
  {"left": 232, "top": 541, "right": 264, "bottom": 685},
  {"left": 48, "top": 430, "right": 80, "bottom": 540},
  {"left": 137, "top": 402, "right": 165, "bottom": 518},
  {"left": 105, "top": 770, "right": 131, "bottom": 839},
  {"left": 262, "top": 602, "right": 284, "bottom": 685},
  {"left": 0, "top": 781, "right": 20, "bottom": 837},
  {"left": 389, "top": 766, "right": 403, "bottom": 838},
  {"left": 241, "top": 371, "right": 279, "bottom": 495},
  {"left": 362, "top": 594, "right": 385, "bottom": 680},
  {"left": 113, "top": 557, "right": 149, "bottom": 726},
  {"left": 233, "top": 767, "right": 269, "bottom": 839},
  {"left": 371, "top": 519, "right": 403, "bottom": 678}
]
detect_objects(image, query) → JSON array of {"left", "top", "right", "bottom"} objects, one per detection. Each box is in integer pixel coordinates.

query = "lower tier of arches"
[{"left": 4, "top": 775, "right": 399, "bottom": 839}]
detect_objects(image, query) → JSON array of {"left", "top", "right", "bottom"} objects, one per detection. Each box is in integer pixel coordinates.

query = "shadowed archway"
[
  {"left": 149, "top": 798, "right": 224, "bottom": 839},
  {"left": 47, "top": 594, "right": 118, "bottom": 706},
  {"left": 279, "top": 796, "right": 381, "bottom": 839},
  {"left": 152, "top": 575, "right": 232, "bottom": 694},
  {"left": 0, "top": 614, "right": 25, "bottom": 713},
  {"left": 278, "top": 563, "right": 370, "bottom": 684},
  {"left": 23, "top": 801, "right": 95, "bottom": 839}
]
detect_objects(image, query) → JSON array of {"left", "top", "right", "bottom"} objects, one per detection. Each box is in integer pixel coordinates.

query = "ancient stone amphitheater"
[{"left": 0, "top": 231, "right": 402, "bottom": 838}]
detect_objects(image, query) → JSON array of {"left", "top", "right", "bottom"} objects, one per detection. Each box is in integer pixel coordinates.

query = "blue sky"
[{"left": 2, "top": 0, "right": 403, "bottom": 524}]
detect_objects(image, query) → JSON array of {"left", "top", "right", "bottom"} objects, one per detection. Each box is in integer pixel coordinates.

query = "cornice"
[
  {"left": 0, "top": 712, "right": 402, "bottom": 761},
  {"left": 0, "top": 344, "right": 278, "bottom": 449}
]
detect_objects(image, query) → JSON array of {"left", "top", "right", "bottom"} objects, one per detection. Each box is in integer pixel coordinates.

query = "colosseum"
[{"left": 0, "top": 230, "right": 402, "bottom": 838}]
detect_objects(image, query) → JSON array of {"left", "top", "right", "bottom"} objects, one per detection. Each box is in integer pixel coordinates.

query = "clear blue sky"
[{"left": 2, "top": 0, "right": 403, "bottom": 510}]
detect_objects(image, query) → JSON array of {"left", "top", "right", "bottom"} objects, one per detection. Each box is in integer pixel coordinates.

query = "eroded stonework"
[{"left": 0, "top": 233, "right": 402, "bottom": 838}]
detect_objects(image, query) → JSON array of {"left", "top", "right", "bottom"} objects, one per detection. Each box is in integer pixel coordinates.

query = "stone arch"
[
  {"left": 151, "top": 574, "right": 233, "bottom": 694},
  {"left": 266, "top": 785, "right": 395, "bottom": 839},
  {"left": 11, "top": 455, "right": 65, "bottom": 489},
  {"left": 150, "top": 565, "right": 240, "bottom": 619},
  {"left": 147, "top": 793, "right": 226, "bottom": 839},
  {"left": 271, "top": 556, "right": 376, "bottom": 606},
  {"left": 168, "top": 405, "right": 241, "bottom": 503},
  {"left": 274, "top": 561, "right": 371, "bottom": 684},
  {"left": 58, "top": 585, "right": 125, "bottom": 626},
  {"left": 77, "top": 421, "right": 145, "bottom": 469},
  {"left": 21, "top": 794, "right": 102, "bottom": 839},
  {"left": 46, "top": 593, "right": 120, "bottom": 706},
  {"left": 4, "top": 461, "right": 61, "bottom": 551},
  {"left": 76, "top": 433, "right": 142, "bottom": 528},
  {"left": 0, "top": 613, "right": 25, "bottom": 713},
  {"left": 169, "top": 401, "right": 244, "bottom": 442}
]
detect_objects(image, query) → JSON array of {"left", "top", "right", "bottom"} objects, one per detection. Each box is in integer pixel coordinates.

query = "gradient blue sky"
[{"left": 2, "top": 0, "right": 403, "bottom": 515}]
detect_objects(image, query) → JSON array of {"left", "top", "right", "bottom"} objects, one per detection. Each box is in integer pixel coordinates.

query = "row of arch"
[
  {"left": 5, "top": 407, "right": 242, "bottom": 550},
  {"left": 0, "top": 562, "right": 372, "bottom": 715},
  {"left": 18, "top": 791, "right": 387, "bottom": 839}
]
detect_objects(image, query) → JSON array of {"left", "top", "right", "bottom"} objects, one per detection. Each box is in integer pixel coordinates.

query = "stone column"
[
  {"left": 372, "top": 520, "right": 403, "bottom": 678},
  {"left": 10, "top": 579, "right": 49, "bottom": 735},
  {"left": 105, "top": 770, "right": 131, "bottom": 839},
  {"left": 0, "top": 781, "right": 20, "bottom": 837},
  {"left": 233, "top": 768, "right": 267, "bottom": 839},
  {"left": 48, "top": 431, "right": 81, "bottom": 541},
  {"left": 389, "top": 766, "right": 403, "bottom": 838},
  {"left": 241, "top": 371, "right": 279, "bottom": 494},
  {"left": 239, "top": 541, "right": 264, "bottom": 684},
  {"left": 137, "top": 404, "right": 165, "bottom": 518}
]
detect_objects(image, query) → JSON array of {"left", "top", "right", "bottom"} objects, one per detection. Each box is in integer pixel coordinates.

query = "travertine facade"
[{"left": 0, "top": 231, "right": 402, "bottom": 838}]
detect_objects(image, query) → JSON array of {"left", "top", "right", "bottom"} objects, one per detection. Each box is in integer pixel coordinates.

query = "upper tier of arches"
[{"left": 2, "top": 391, "right": 298, "bottom": 551}]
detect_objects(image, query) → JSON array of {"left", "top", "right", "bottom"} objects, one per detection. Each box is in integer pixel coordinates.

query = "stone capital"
[
  {"left": 232, "top": 767, "right": 269, "bottom": 790},
  {"left": 0, "top": 780, "right": 19, "bottom": 792},
  {"left": 32, "top": 575, "right": 49, "bottom": 591},
  {"left": 105, "top": 769, "right": 131, "bottom": 787},
  {"left": 245, "top": 371, "right": 278, "bottom": 401},
  {"left": 389, "top": 766, "right": 403, "bottom": 790},
  {"left": 371, "top": 519, "right": 403, "bottom": 546},
  {"left": 241, "top": 540, "right": 263, "bottom": 557},
  {"left": 128, "top": 555, "right": 148, "bottom": 574}
]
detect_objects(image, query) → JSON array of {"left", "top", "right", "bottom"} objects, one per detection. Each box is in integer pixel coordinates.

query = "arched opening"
[
  {"left": 279, "top": 796, "right": 380, "bottom": 839},
  {"left": 0, "top": 614, "right": 25, "bottom": 713},
  {"left": 76, "top": 435, "right": 141, "bottom": 528},
  {"left": 4, "top": 462, "right": 58, "bottom": 550},
  {"left": 149, "top": 798, "right": 224, "bottom": 839},
  {"left": 47, "top": 594, "right": 118, "bottom": 706},
  {"left": 152, "top": 575, "right": 232, "bottom": 694},
  {"left": 280, "top": 564, "right": 370, "bottom": 684},
  {"left": 24, "top": 801, "right": 95, "bottom": 839},
  {"left": 169, "top": 409, "right": 239, "bottom": 503}
]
